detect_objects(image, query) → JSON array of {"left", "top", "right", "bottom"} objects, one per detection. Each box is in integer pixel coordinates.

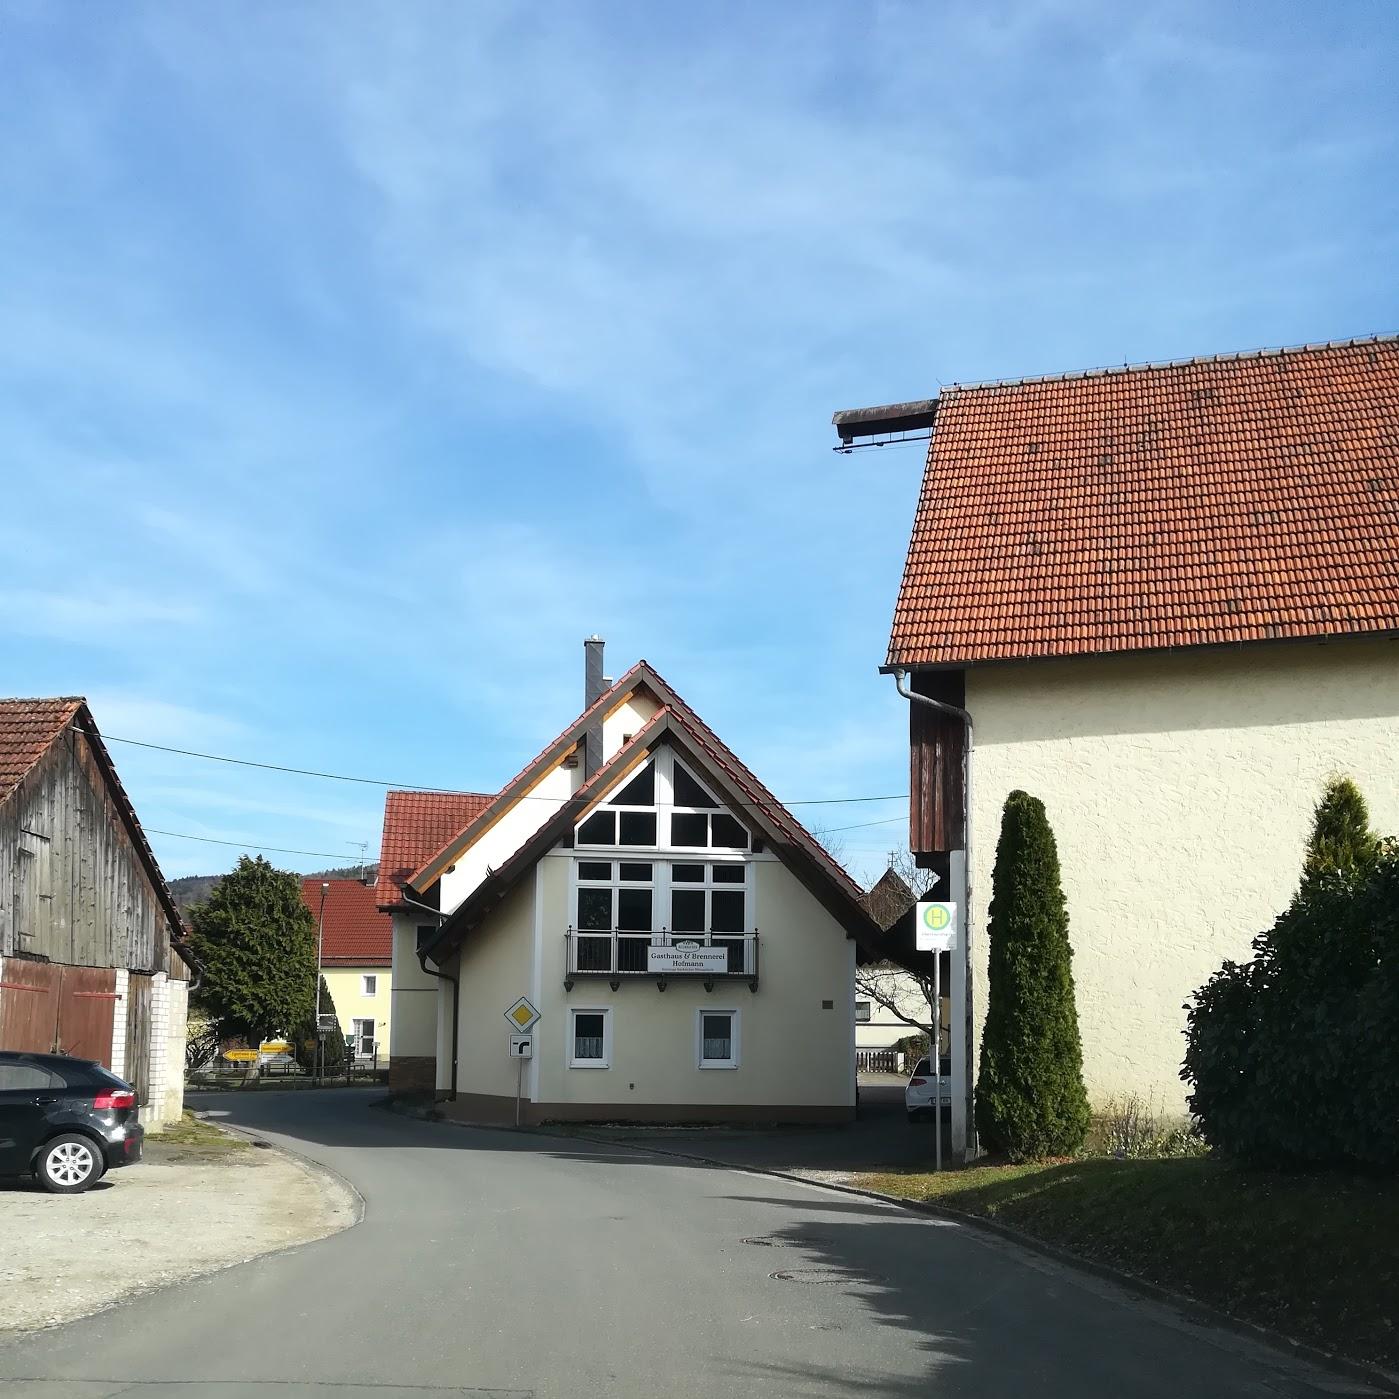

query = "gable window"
[
  {"left": 574, "top": 749, "right": 750, "bottom": 853},
  {"left": 361, "top": 974, "right": 377, "bottom": 997},
  {"left": 669, "top": 759, "right": 749, "bottom": 850},
  {"left": 569, "top": 1008, "right": 612, "bottom": 1068},
  {"left": 696, "top": 1009, "right": 739, "bottom": 1069}
]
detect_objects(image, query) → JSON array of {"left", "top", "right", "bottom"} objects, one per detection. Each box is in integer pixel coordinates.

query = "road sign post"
[
  {"left": 916, "top": 902, "right": 958, "bottom": 1172},
  {"left": 504, "top": 998, "right": 540, "bottom": 1126}
]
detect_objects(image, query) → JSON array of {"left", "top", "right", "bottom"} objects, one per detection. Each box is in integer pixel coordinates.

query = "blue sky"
[{"left": 2, "top": 1, "right": 1396, "bottom": 884}]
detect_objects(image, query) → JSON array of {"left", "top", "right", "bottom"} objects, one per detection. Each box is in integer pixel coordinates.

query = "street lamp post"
[{"left": 315, "top": 881, "right": 329, "bottom": 1082}]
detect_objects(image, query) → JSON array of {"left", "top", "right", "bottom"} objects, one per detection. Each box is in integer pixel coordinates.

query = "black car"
[{"left": 0, "top": 1051, "right": 144, "bottom": 1193}]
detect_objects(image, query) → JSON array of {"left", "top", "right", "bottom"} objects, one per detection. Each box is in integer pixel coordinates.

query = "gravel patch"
[{"left": 0, "top": 1119, "right": 356, "bottom": 1338}]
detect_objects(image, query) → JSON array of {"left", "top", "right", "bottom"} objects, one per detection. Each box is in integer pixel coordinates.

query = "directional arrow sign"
[{"left": 504, "top": 995, "right": 540, "bottom": 1033}]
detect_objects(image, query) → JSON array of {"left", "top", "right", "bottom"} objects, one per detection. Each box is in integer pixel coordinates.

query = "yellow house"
[
  {"left": 380, "top": 640, "right": 880, "bottom": 1124},
  {"left": 839, "top": 334, "right": 1399, "bottom": 1157},
  {"left": 299, "top": 877, "right": 392, "bottom": 1063}
]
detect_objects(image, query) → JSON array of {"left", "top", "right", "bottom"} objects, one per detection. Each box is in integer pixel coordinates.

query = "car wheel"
[{"left": 36, "top": 1134, "right": 105, "bottom": 1194}]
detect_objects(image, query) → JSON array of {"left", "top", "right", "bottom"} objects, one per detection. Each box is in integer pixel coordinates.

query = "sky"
[{"left": 2, "top": 1, "right": 1396, "bottom": 886}]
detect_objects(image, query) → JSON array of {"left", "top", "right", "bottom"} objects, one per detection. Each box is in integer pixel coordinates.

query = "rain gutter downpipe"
[
  {"left": 892, "top": 667, "right": 975, "bottom": 1161},
  {"left": 403, "top": 890, "right": 459, "bottom": 1102}
]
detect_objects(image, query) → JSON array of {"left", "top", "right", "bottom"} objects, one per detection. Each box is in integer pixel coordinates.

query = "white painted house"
[
  {"left": 379, "top": 641, "right": 878, "bottom": 1124},
  {"left": 837, "top": 335, "right": 1399, "bottom": 1153}
]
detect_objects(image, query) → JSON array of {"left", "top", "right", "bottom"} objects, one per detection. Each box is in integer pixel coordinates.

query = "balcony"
[{"left": 564, "top": 930, "right": 759, "bottom": 991}]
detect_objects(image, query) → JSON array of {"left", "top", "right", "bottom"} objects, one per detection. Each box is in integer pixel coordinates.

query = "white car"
[{"left": 905, "top": 1057, "right": 952, "bottom": 1122}]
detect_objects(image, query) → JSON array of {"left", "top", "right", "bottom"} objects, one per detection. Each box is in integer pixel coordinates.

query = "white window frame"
[
  {"left": 574, "top": 858, "right": 657, "bottom": 933},
  {"left": 855, "top": 1000, "right": 872, "bottom": 1024},
  {"left": 568, "top": 1007, "right": 613, "bottom": 1069},
  {"left": 695, "top": 1007, "right": 740, "bottom": 1070},
  {"left": 573, "top": 749, "right": 751, "bottom": 854},
  {"left": 361, "top": 974, "right": 377, "bottom": 997}
]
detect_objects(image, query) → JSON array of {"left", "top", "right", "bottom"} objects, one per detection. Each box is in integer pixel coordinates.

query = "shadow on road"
[{"left": 182, "top": 1089, "right": 1328, "bottom": 1399}]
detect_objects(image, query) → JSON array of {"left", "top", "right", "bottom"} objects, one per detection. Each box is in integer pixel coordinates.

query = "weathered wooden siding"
[
  {"left": 909, "top": 669, "right": 968, "bottom": 856},
  {"left": 0, "top": 728, "right": 166, "bottom": 971}
]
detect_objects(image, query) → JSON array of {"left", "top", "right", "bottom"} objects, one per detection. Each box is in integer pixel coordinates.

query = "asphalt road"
[{"left": 0, "top": 1089, "right": 1377, "bottom": 1399}]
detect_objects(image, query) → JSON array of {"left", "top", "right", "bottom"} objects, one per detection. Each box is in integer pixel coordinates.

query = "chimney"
[{"left": 583, "top": 635, "right": 605, "bottom": 777}]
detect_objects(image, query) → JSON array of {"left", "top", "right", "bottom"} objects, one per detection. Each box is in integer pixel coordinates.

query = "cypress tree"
[
  {"left": 975, "top": 790, "right": 1091, "bottom": 1160},
  {"left": 187, "top": 855, "right": 318, "bottom": 1048},
  {"left": 1300, "top": 776, "right": 1378, "bottom": 891}
]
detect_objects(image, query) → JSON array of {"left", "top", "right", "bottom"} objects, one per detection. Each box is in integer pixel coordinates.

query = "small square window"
[
  {"left": 711, "top": 864, "right": 745, "bottom": 884},
  {"left": 578, "top": 861, "right": 612, "bottom": 881},
  {"left": 619, "top": 862, "right": 653, "bottom": 882},
  {"left": 672, "top": 863, "right": 705, "bottom": 884},
  {"left": 570, "top": 1009, "right": 611, "bottom": 1068},
  {"left": 697, "top": 1009, "right": 739, "bottom": 1069},
  {"left": 710, "top": 814, "right": 749, "bottom": 849},
  {"left": 619, "top": 810, "right": 657, "bottom": 846},
  {"left": 671, "top": 812, "right": 708, "bottom": 847},
  {"left": 361, "top": 974, "right": 377, "bottom": 997},
  {"left": 855, "top": 1000, "right": 872, "bottom": 1023},
  {"left": 671, "top": 888, "right": 706, "bottom": 933}
]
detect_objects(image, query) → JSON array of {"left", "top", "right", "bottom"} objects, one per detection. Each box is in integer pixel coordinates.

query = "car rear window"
[
  {"left": 0, "top": 1062, "right": 63, "bottom": 1090},
  {"left": 48, "top": 1061, "right": 128, "bottom": 1090},
  {"left": 911, "top": 1059, "right": 929, "bottom": 1076}
]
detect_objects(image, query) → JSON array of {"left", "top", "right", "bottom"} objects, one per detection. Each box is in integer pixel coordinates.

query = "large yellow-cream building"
[
  {"left": 839, "top": 334, "right": 1399, "bottom": 1156},
  {"left": 379, "top": 642, "right": 878, "bottom": 1123},
  {"left": 299, "top": 877, "right": 392, "bottom": 1063}
]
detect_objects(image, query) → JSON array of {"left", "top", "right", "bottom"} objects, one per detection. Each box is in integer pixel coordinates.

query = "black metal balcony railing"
[{"left": 565, "top": 929, "right": 758, "bottom": 981}]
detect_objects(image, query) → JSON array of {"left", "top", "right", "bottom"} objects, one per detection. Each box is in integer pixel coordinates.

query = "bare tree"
[{"left": 857, "top": 851, "right": 947, "bottom": 1053}]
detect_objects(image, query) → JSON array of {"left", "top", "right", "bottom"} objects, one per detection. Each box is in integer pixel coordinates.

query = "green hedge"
[{"left": 1184, "top": 780, "right": 1396, "bottom": 1168}]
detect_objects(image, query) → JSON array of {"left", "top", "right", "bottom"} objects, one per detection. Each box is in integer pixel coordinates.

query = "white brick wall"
[
  {"left": 110, "top": 969, "right": 129, "bottom": 1079},
  {"left": 142, "top": 972, "right": 171, "bottom": 1130}
]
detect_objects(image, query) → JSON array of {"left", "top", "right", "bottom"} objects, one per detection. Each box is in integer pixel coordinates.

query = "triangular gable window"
[
  {"left": 574, "top": 749, "right": 749, "bottom": 851},
  {"left": 607, "top": 760, "right": 655, "bottom": 808},
  {"left": 671, "top": 760, "right": 717, "bottom": 809}
]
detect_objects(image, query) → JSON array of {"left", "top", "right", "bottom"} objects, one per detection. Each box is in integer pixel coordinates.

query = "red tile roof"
[
  {"left": 406, "top": 664, "right": 650, "bottom": 892},
  {"left": 375, "top": 790, "right": 493, "bottom": 910},
  {"left": 409, "top": 662, "right": 869, "bottom": 916},
  {"left": 0, "top": 697, "right": 84, "bottom": 802},
  {"left": 887, "top": 335, "right": 1399, "bottom": 667},
  {"left": 300, "top": 877, "right": 393, "bottom": 966}
]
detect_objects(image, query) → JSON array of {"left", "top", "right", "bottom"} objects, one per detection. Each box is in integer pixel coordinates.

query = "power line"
[
  {"left": 82, "top": 728, "right": 909, "bottom": 809},
  {"left": 145, "top": 828, "right": 372, "bottom": 860},
  {"left": 820, "top": 815, "right": 907, "bottom": 834}
]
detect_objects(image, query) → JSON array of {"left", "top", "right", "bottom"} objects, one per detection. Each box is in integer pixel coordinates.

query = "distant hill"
[{"left": 168, "top": 864, "right": 378, "bottom": 914}]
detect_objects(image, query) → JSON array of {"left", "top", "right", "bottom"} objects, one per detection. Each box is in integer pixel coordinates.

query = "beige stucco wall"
[
  {"left": 451, "top": 874, "right": 536, "bottom": 1102},
  {"left": 389, "top": 913, "right": 438, "bottom": 1061},
  {"left": 322, "top": 965, "right": 390, "bottom": 1059},
  {"left": 448, "top": 850, "right": 855, "bottom": 1115},
  {"left": 965, "top": 637, "right": 1399, "bottom": 1111}
]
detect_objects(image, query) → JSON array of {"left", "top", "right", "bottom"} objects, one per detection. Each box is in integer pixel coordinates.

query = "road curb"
[{"left": 190, "top": 1109, "right": 367, "bottom": 1230}]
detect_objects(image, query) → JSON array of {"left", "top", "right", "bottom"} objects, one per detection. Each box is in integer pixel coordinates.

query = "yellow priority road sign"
[{"left": 504, "top": 996, "right": 540, "bottom": 1033}]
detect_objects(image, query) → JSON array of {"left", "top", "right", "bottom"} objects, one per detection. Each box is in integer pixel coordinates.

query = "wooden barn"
[{"left": 0, "top": 697, "right": 195, "bottom": 1128}]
